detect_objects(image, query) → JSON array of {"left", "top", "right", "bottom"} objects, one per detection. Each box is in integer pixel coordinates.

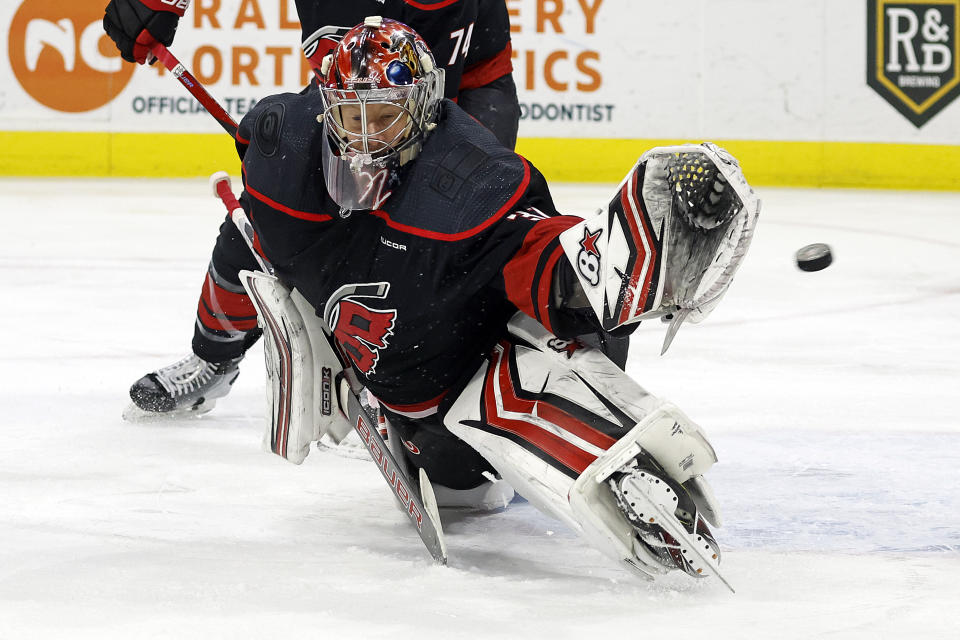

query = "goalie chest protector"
[{"left": 238, "top": 95, "right": 556, "bottom": 411}]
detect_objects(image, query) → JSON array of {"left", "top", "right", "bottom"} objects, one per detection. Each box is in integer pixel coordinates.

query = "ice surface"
[{"left": 1, "top": 179, "right": 958, "bottom": 639}]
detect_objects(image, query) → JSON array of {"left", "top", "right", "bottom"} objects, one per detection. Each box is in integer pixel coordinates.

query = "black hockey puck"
[{"left": 796, "top": 243, "right": 833, "bottom": 271}]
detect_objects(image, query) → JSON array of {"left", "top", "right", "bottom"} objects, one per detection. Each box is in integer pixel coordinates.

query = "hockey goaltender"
[{"left": 111, "top": 13, "right": 760, "bottom": 586}]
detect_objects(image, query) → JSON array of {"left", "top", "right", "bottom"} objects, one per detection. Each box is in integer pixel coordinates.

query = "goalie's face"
[{"left": 331, "top": 100, "right": 413, "bottom": 158}]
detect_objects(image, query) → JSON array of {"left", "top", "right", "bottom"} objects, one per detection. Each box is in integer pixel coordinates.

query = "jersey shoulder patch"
[
  {"left": 253, "top": 101, "right": 284, "bottom": 158},
  {"left": 239, "top": 90, "right": 333, "bottom": 221},
  {"left": 378, "top": 102, "right": 528, "bottom": 237}
]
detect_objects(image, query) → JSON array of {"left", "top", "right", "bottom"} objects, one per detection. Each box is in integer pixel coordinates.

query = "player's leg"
[
  {"left": 382, "top": 409, "right": 516, "bottom": 510},
  {"left": 127, "top": 216, "right": 262, "bottom": 417},
  {"left": 190, "top": 215, "right": 264, "bottom": 364},
  {"left": 443, "top": 313, "right": 725, "bottom": 581}
]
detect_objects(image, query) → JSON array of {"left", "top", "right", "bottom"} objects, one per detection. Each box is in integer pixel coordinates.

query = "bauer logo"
[
  {"left": 867, "top": 1, "right": 960, "bottom": 127},
  {"left": 7, "top": 0, "right": 135, "bottom": 113}
]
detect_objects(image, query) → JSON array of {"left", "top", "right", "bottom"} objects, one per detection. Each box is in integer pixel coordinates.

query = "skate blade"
[
  {"left": 621, "top": 471, "right": 735, "bottom": 593},
  {"left": 432, "top": 478, "right": 516, "bottom": 512},
  {"left": 121, "top": 400, "right": 216, "bottom": 422}
]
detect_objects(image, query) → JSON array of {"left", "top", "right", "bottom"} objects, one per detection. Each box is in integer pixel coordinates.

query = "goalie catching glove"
[{"left": 558, "top": 143, "right": 760, "bottom": 352}]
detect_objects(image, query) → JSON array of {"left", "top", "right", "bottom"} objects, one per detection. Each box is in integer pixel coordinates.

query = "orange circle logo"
[{"left": 8, "top": 0, "right": 136, "bottom": 113}]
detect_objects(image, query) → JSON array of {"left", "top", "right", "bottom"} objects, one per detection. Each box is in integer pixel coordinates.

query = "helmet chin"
[
  {"left": 321, "top": 125, "right": 401, "bottom": 211},
  {"left": 348, "top": 152, "right": 376, "bottom": 172}
]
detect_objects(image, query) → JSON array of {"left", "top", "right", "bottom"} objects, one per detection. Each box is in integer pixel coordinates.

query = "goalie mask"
[{"left": 318, "top": 16, "right": 445, "bottom": 211}]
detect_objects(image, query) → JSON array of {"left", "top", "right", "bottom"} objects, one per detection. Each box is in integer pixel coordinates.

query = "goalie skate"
[
  {"left": 609, "top": 452, "right": 731, "bottom": 589},
  {"left": 123, "top": 353, "right": 241, "bottom": 420}
]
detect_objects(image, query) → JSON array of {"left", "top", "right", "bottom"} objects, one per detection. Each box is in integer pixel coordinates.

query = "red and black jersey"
[
  {"left": 231, "top": 93, "right": 592, "bottom": 414},
  {"left": 296, "top": 0, "right": 513, "bottom": 99}
]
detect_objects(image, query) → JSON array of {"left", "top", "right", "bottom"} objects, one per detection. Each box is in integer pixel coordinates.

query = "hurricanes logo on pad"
[
  {"left": 323, "top": 282, "right": 397, "bottom": 375},
  {"left": 577, "top": 226, "right": 603, "bottom": 287}
]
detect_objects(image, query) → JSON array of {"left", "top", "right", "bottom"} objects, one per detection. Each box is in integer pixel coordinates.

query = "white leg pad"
[
  {"left": 240, "top": 270, "right": 351, "bottom": 464},
  {"left": 445, "top": 365, "right": 582, "bottom": 530},
  {"left": 568, "top": 402, "right": 718, "bottom": 571},
  {"left": 445, "top": 313, "right": 718, "bottom": 525},
  {"left": 444, "top": 313, "right": 722, "bottom": 575}
]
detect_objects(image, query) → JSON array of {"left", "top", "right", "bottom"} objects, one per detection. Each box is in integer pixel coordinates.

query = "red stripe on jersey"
[
  {"left": 482, "top": 343, "right": 606, "bottom": 474},
  {"left": 402, "top": 0, "right": 461, "bottom": 9},
  {"left": 618, "top": 169, "right": 656, "bottom": 323},
  {"left": 242, "top": 164, "right": 333, "bottom": 222},
  {"left": 460, "top": 43, "right": 514, "bottom": 91},
  {"left": 502, "top": 216, "right": 581, "bottom": 333},
  {"left": 369, "top": 157, "right": 531, "bottom": 241}
]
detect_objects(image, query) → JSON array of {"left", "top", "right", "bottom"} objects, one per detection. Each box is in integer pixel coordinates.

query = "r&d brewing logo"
[
  {"left": 8, "top": 0, "right": 135, "bottom": 112},
  {"left": 867, "top": 1, "right": 960, "bottom": 127}
]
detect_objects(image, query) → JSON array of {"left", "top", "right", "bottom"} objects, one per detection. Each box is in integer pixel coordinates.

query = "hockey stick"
[
  {"left": 209, "top": 173, "right": 447, "bottom": 565},
  {"left": 150, "top": 44, "right": 239, "bottom": 140},
  {"left": 209, "top": 172, "right": 272, "bottom": 275},
  {"left": 340, "top": 382, "right": 447, "bottom": 564}
]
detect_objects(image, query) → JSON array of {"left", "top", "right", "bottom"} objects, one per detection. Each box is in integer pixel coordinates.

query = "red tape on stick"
[
  {"left": 211, "top": 172, "right": 242, "bottom": 212},
  {"left": 209, "top": 171, "right": 274, "bottom": 274}
]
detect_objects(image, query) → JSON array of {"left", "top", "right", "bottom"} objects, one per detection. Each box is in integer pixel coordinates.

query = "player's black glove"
[{"left": 103, "top": 0, "right": 190, "bottom": 64}]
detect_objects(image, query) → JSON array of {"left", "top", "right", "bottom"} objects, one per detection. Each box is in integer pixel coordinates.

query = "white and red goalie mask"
[{"left": 318, "top": 16, "right": 445, "bottom": 211}]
